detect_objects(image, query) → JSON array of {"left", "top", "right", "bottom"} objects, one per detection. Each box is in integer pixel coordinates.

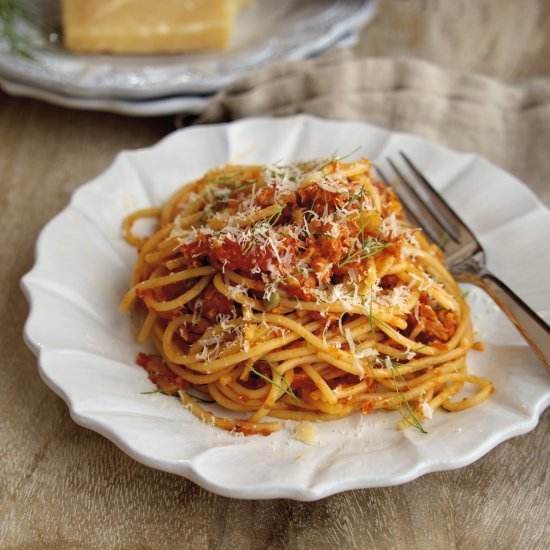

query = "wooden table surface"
[{"left": 1, "top": 1, "right": 549, "bottom": 548}]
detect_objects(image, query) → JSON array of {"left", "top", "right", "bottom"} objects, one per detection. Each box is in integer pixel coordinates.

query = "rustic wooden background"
[{"left": 1, "top": 0, "right": 549, "bottom": 548}]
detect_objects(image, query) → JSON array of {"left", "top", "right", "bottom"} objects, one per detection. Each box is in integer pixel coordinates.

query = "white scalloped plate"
[
  {"left": 0, "top": 30, "right": 358, "bottom": 117},
  {"left": 0, "top": 75, "right": 209, "bottom": 116},
  {"left": 0, "top": 0, "right": 376, "bottom": 99},
  {"left": 22, "top": 116, "right": 550, "bottom": 500}
]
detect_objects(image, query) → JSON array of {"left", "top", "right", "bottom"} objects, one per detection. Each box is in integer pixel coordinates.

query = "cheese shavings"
[
  {"left": 420, "top": 401, "right": 434, "bottom": 419},
  {"left": 292, "top": 422, "right": 319, "bottom": 446}
]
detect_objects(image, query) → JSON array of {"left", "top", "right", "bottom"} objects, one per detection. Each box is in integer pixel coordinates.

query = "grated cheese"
[
  {"left": 292, "top": 422, "right": 319, "bottom": 446},
  {"left": 420, "top": 401, "right": 434, "bottom": 419}
]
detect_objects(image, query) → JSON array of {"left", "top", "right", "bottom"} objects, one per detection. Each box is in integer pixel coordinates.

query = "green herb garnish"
[
  {"left": 438, "top": 231, "right": 449, "bottom": 251},
  {"left": 140, "top": 388, "right": 176, "bottom": 395},
  {"left": 142, "top": 387, "right": 215, "bottom": 404},
  {"left": 263, "top": 290, "right": 280, "bottom": 311},
  {"left": 338, "top": 236, "right": 389, "bottom": 268},
  {"left": 389, "top": 361, "right": 427, "bottom": 433},
  {"left": 369, "top": 355, "right": 427, "bottom": 434},
  {"left": 368, "top": 288, "right": 376, "bottom": 340},
  {"left": 310, "top": 146, "right": 363, "bottom": 173},
  {"left": 0, "top": 0, "right": 39, "bottom": 59},
  {"left": 242, "top": 204, "right": 284, "bottom": 255},
  {"left": 250, "top": 364, "right": 300, "bottom": 402}
]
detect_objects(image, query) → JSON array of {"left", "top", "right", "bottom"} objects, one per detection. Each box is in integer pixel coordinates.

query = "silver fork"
[{"left": 376, "top": 152, "right": 550, "bottom": 372}]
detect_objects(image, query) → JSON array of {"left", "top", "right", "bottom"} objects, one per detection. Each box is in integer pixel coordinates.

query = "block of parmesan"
[{"left": 62, "top": 0, "right": 252, "bottom": 54}]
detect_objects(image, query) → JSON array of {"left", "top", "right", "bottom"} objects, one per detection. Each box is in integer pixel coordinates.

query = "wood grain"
[
  {"left": 1, "top": 1, "right": 550, "bottom": 547},
  {"left": 1, "top": 92, "right": 549, "bottom": 550}
]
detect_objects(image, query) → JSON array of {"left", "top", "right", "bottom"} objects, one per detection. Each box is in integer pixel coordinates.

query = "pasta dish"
[{"left": 121, "top": 157, "right": 493, "bottom": 436}]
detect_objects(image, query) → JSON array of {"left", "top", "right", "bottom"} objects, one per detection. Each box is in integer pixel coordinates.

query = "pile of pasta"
[{"left": 121, "top": 157, "right": 493, "bottom": 435}]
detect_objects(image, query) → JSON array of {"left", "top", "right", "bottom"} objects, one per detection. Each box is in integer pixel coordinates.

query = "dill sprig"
[
  {"left": 389, "top": 361, "right": 427, "bottom": 433},
  {"left": 367, "top": 355, "right": 427, "bottom": 433},
  {"left": 437, "top": 231, "right": 449, "bottom": 251},
  {"left": 338, "top": 236, "right": 389, "bottom": 268},
  {"left": 0, "top": 0, "right": 37, "bottom": 59},
  {"left": 364, "top": 285, "right": 427, "bottom": 433},
  {"left": 368, "top": 290, "right": 376, "bottom": 340},
  {"left": 310, "top": 146, "right": 363, "bottom": 173},
  {"left": 242, "top": 204, "right": 284, "bottom": 255},
  {"left": 341, "top": 186, "right": 364, "bottom": 210},
  {"left": 250, "top": 364, "right": 300, "bottom": 402},
  {"left": 230, "top": 180, "right": 255, "bottom": 194},
  {"left": 140, "top": 388, "right": 176, "bottom": 395},
  {"left": 262, "top": 267, "right": 315, "bottom": 310},
  {"left": 141, "top": 387, "right": 216, "bottom": 404},
  {"left": 364, "top": 286, "right": 399, "bottom": 341},
  {"left": 337, "top": 186, "right": 389, "bottom": 268},
  {"left": 270, "top": 268, "right": 315, "bottom": 288}
]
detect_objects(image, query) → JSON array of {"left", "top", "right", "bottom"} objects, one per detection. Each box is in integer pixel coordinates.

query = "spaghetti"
[{"left": 121, "top": 157, "right": 493, "bottom": 435}]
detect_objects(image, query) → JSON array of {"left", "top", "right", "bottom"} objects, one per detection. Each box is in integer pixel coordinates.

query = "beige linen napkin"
[{"left": 198, "top": 51, "right": 550, "bottom": 205}]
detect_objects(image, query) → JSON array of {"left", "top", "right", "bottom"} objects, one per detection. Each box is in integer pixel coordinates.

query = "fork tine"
[
  {"left": 374, "top": 166, "right": 425, "bottom": 233},
  {"left": 387, "top": 158, "right": 459, "bottom": 244},
  {"left": 378, "top": 161, "right": 449, "bottom": 246},
  {"left": 399, "top": 152, "right": 480, "bottom": 247}
]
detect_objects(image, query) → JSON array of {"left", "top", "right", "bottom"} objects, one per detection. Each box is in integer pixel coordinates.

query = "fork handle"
[{"left": 458, "top": 270, "right": 550, "bottom": 372}]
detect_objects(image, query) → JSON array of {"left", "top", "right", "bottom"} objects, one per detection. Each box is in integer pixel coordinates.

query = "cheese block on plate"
[{"left": 62, "top": 0, "right": 253, "bottom": 54}]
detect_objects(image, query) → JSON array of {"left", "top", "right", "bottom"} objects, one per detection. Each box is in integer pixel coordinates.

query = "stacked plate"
[{"left": 0, "top": 0, "right": 378, "bottom": 116}]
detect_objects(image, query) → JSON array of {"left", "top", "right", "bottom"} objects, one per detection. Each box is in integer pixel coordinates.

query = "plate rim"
[{"left": 0, "top": 75, "right": 210, "bottom": 116}]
